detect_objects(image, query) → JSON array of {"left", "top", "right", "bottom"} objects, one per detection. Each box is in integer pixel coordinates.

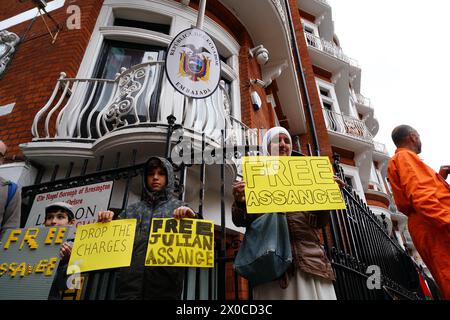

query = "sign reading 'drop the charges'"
[
  {"left": 0, "top": 226, "right": 69, "bottom": 300},
  {"left": 26, "top": 181, "right": 114, "bottom": 228},
  {"left": 67, "top": 220, "right": 137, "bottom": 274},
  {"left": 145, "top": 218, "right": 214, "bottom": 268},
  {"left": 242, "top": 156, "right": 346, "bottom": 214},
  {"left": 166, "top": 28, "right": 221, "bottom": 99}
]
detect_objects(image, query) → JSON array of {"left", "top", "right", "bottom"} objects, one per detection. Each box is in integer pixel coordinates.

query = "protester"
[
  {"left": 232, "top": 127, "right": 337, "bottom": 300},
  {"left": 0, "top": 140, "right": 21, "bottom": 238},
  {"left": 387, "top": 125, "right": 450, "bottom": 299},
  {"left": 44, "top": 202, "right": 76, "bottom": 300},
  {"left": 98, "top": 156, "right": 198, "bottom": 300}
]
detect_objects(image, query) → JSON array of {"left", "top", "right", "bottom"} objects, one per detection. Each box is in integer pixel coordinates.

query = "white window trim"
[
  {"left": 340, "top": 163, "right": 366, "bottom": 201},
  {"left": 301, "top": 19, "right": 320, "bottom": 37},
  {"left": 315, "top": 78, "right": 340, "bottom": 113},
  {"left": 76, "top": 0, "right": 241, "bottom": 119}
]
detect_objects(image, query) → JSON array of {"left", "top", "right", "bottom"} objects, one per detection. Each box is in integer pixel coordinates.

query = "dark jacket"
[
  {"left": 232, "top": 202, "right": 335, "bottom": 282},
  {"left": 116, "top": 157, "right": 190, "bottom": 300}
]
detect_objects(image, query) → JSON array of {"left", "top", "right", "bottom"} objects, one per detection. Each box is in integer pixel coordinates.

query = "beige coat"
[{"left": 232, "top": 201, "right": 335, "bottom": 281}]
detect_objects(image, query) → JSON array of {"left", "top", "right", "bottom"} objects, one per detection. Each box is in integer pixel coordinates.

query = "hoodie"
[{"left": 115, "top": 157, "right": 191, "bottom": 300}]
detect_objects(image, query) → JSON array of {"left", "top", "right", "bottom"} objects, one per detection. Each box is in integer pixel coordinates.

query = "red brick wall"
[
  {"left": 298, "top": 9, "right": 316, "bottom": 23},
  {"left": 288, "top": 0, "right": 332, "bottom": 158},
  {"left": 332, "top": 147, "right": 356, "bottom": 166},
  {"left": 0, "top": 0, "right": 104, "bottom": 159},
  {"left": 313, "top": 65, "right": 333, "bottom": 83}
]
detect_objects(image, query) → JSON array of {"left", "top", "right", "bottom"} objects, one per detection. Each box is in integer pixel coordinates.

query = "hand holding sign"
[
  {"left": 173, "top": 206, "right": 196, "bottom": 219},
  {"left": 232, "top": 181, "right": 246, "bottom": 203},
  {"left": 98, "top": 210, "right": 114, "bottom": 223},
  {"left": 59, "top": 241, "right": 73, "bottom": 264}
]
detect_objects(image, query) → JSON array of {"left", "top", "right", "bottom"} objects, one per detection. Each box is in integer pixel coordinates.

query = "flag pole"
[{"left": 196, "top": 0, "right": 207, "bottom": 30}]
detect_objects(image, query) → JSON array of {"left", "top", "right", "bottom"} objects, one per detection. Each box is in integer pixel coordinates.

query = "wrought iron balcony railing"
[
  {"left": 304, "top": 32, "right": 359, "bottom": 68},
  {"left": 322, "top": 108, "right": 373, "bottom": 142},
  {"left": 356, "top": 93, "right": 372, "bottom": 109},
  {"left": 31, "top": 62, "right": 254, "bottom": 146}
]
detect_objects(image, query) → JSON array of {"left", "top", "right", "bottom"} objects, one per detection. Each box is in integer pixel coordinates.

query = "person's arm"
[
  {"left": 2, "top": 185, "right": 21, "bottom": 229},
  {"left": 397, "top": 151, "right": 450, "bottom": 229},
  {"left": 231, "top": 181, "right": 259, "bottom": 227},
  {"left": 59, "top": 241, "right": 73, "bottom": 264},
  {"left": 439, "top": 165, "right": 450, "bottom": 180}
]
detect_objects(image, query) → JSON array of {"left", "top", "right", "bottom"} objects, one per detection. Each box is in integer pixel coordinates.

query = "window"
[
  {"left": 302, "top": 19, "right": 320, "bottom": 48},
  {"left": 80, "top": 40, "right": 166, "bottom": 137},
  {"left": 316, "top": 78, "right": 340, "bottom": 132},
  {"left": 75, "top": 2, "right": 241, "bottom": 141}
]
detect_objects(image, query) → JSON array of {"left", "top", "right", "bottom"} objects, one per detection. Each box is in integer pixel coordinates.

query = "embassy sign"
[{"left": 166, "top": 28, "right": 221, "bottom": 99}]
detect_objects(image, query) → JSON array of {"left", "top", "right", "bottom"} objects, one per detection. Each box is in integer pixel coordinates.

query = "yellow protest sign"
[
  {"left": 242, "top": 156, "right": 346, "bottom": 213},
  {"left": 68, "top": 219, "right": 137, "bottom": 274},
  {"left": 145, "top": 218, "right": 214, "bottom": 268}
]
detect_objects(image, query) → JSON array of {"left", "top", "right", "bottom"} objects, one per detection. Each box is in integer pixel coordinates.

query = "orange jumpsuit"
[{"left": 388, "top": 148, "right": 450, "bottom": 299}]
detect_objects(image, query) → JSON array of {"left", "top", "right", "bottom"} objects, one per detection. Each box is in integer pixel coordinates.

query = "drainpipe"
[{"left": 284, "top": 0, "right": 321, "bottom": 156}]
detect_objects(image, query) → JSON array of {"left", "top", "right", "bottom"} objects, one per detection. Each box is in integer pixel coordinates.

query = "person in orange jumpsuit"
[{"left": 388, "top": 125, "right": 450, "bottom": 299}]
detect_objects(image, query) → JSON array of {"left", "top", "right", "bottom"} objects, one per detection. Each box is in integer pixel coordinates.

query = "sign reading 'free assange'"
[
  {"left": 0, "top": 226, "right": 69, "bottom": 300},
  {"left": 242, "top": 156, "right": 347, "bottom": 214},
  {"left": 165, "top": 28, "right": 221, "bottom": 99}
]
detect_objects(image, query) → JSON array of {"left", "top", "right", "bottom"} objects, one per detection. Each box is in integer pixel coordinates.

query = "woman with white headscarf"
[{"left": 232, "top": 127, "right": 337, "bottom": 300}]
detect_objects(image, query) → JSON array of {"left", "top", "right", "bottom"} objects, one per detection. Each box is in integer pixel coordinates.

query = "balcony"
[
  {"left": 304, "top": 32, "right": 359, "bottom": 69},
  {"left": 30, "top": 62, "right": 256, "bottom": 149},
  {"left": 356, "top": 93, "right": 372, "bottom": 109},
  {"left": 322, "top": 108, "right": 373, "bottom": 142}
]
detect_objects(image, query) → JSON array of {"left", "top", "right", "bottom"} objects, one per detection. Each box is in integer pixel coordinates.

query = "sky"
[{"left": 327, "top": 0, "right": 450, "bottom": 174}]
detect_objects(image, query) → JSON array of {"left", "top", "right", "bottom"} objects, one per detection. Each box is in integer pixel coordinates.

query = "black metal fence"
[
  {"left": 19, "top": 124, "right": 422, "bottom": 300},
  {"left": 328, "top": 154, "right": 421, "bottom": 300}
]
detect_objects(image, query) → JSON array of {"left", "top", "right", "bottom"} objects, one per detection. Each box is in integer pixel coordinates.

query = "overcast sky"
[{"left": 327, "top": 0, "right": 450, "bottom": 175}]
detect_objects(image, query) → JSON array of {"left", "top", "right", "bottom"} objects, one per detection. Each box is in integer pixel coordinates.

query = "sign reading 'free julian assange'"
[{"left": 166, "top": 28, "right": 221, "bottom": 99}]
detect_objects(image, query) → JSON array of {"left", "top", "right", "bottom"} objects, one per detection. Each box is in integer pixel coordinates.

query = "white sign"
[
  {"left": 25, "top": 181, "right": 114, "bottom": 228},
  {"left": 166, "top": 28, "right": 221, "bottom": 99}
]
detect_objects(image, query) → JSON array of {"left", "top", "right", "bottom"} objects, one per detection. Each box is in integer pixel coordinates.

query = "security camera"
[
  {"left": 251, "top": 91, "right": 262, "bottom": 111},
  {"left": 249, "top": 45, "right": 269, "bottom": 65}
]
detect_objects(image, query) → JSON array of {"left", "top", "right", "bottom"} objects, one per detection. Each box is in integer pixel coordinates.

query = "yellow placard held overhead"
[
  {"left": 68, "top": 220, "right": 137, "bottom": 274},
  {"left": 145, "top": 218, "right": 214, "bottom": 268},
  {"left": 242, "top": 156, "right": 346, "bottom": 213}
]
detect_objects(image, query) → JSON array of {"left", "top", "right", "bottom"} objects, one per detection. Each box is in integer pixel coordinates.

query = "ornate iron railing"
[
  {"left": 31, "top": 62, "right": 243, "bottom": 145},
  {"left": 322, "top": 108, "right": 373, "bottom": 142},
  {"left": 304, "top": 32, "right": 359, "bottom": 68},
  {"left": 329, "top": 155, "right": 421, "bottom": 300}
]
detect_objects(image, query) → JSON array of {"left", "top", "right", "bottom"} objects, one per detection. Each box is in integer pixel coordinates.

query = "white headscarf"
[{"left": 261, "top": 126, "right": 292, "bottom": 156}]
